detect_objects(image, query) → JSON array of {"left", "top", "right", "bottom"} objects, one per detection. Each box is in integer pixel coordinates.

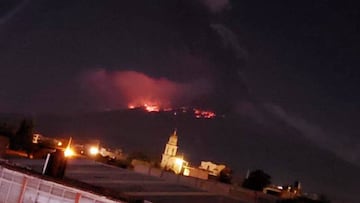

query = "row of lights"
[
  {"left": 64, "top": 146, "right": 99, "bottom": 157},
  {"left": 63, "top": 138, "right": 99, "bottom": 158}
]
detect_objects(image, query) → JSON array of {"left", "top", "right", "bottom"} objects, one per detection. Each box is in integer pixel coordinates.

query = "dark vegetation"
[
  {"left": 277, "top": 196, "right": 331, "bottom": 203},
  {"left": 1, "top": 119, "right": 36, "bottom": 157},
  {"left": 218, "top": 167, "right": 233, "bottom": 184},
  {"left": 242, "top": 169, "right": 271, "bottom": 191},
  {"left": 94, "top": 154, "right": 131, "bottom": 169},
  {"left": 12, "top": 119, "right": 35, "bottom": 156}
]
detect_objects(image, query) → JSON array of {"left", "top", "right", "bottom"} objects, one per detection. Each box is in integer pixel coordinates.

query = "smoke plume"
[
  {"left": 264, "top": 103, "right": 360, "bottom": 166},
  {"left": 81, "top": 69, "right": 212, "bottom": 110},
  {"left": 211, "top": 24, "right": 248, "bottom": 60},
  {"left": 0, "top": 0, "right": 31, "bottom": 26}
]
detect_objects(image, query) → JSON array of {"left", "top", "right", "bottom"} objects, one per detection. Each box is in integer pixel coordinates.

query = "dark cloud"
[
  {"left": 211, "top": 24, "right": 248, "bottom": 60},
  {"left": 0, "top": 0, "right": 30, "bottom": 26},
  {"left": 234, "top": 98, "right": 360, "bottom": 167},
  {"left": 200, "top": 0, "right": 230, "bottom": 13},
  {"left": 264, "top": 103, "right": 360, "bottom": 167}
]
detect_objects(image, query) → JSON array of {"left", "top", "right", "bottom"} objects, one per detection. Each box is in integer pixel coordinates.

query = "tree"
[
  {"left": 0, "top": 123, "right": 13, "bottom": 136},
  {"left": 219, "top": 167, "right": 233, "bottom": 184},
  {"left": 12, "top": 119, "right": 35, "bottom": 157},
  {"left": 277, "top": 196, "right": 331, "bottom": 203},
  {"left": 242, "top": 169, "right": 271, "bottom": 191},
  {"left": 127, "top": 151, "right": 151, "bottom": 162}
]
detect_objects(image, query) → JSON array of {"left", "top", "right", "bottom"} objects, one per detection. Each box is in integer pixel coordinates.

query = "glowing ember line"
[
  {"left": 127, "top": 104, "right": 216, "bottom": 119},
  {"left": 193, "top": 108, "right": 216, "bottom": 119},
  {"left": 143, "top": 103, "right": 160, "bottom": 112}
]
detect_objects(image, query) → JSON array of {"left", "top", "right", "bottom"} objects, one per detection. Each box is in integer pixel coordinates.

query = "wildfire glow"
[
  {"left": 163, "top": 107, "right": 173, "bottom": 112},
  {"left": 127, "top": 103, "right": 216, "bottom": 119},
  {"left": 143, "top": 103, "right": 160, "bottom": 112},
  {"left": 128, "top": 102, "right": 161, "bottom": 112},
  {"left": 194, "top": 108, "right": 216, "bottom": 119}
]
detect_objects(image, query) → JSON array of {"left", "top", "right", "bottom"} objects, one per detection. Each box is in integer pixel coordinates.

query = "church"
[{"left": 160, "top": 129, "right": 188, "bottom": 174}]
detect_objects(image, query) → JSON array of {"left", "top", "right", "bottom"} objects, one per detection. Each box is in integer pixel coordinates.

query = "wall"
[{"left": 133, "top": 164, "right": 278, "bottom": 203}]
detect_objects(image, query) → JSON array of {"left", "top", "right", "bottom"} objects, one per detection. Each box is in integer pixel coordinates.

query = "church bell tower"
[{"left": 160, "top": 129, "right": 178, "bottom": 168}]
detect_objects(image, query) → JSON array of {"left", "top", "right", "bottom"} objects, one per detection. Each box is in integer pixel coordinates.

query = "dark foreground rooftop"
[{"left": 10, "top": 158, "right": 244, "bottom": 203}]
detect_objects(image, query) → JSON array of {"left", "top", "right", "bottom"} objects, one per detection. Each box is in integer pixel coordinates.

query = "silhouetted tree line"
[
  {"left": 219, "top": 167, "right": 233, "bottom": 184},
  {"left": 242, "top": 169, "right": 272, "bottom": 191},
  {"left": 277, "top": 196, "right": 331, "bottom": 203},
  {"left": 0, "top": 122, "right": 16, "bottom": 137},
  {"left": 0, "top": 119, "right": 36, "bottom": 157}
]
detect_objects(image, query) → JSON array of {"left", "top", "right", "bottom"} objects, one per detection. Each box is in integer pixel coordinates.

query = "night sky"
[{"left": 1, "top": 0, "right": 360, "bottom": 200}]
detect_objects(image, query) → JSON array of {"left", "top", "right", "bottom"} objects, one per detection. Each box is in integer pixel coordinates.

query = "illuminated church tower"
[{"left": 160, "top": 129, "right": 178, "bottom": 168}]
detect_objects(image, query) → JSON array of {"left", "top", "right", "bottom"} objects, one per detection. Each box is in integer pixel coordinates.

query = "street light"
[
  {"left": 64, "top": 137, "right": 74, "bottom": 157},
  {"left": 89, "top": 146, "right": 99, "bottom": 156},
  {"left": 64, "top": 147, "right": 74, "bottom": 157}
]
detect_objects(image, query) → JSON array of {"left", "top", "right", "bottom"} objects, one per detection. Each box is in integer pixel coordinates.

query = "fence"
[{"left": 0, "top": 165, "right": 124, "bottom": 203}]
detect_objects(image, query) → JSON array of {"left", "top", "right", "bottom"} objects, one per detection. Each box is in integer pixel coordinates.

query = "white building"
[{"left": 199, "top": 161, "right": 226, "bottom": 176}]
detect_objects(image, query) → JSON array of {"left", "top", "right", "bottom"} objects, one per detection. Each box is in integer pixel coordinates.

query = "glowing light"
[
  {"left": 89, "top": 146, "right": 99, "bottom": 155},
  {"left": 57, "top": 141, "right": 62, "bottom": 146},
  {"left": 183, "top": 168, "right": 190, "bottom": 176},
  {"left": 127, "top": 104, "right": 217, "bottom": 119},
  {"left": 175, "top": 158, "right": 184, "bottom": 166},
  {"left": 64, "top": 147, "right": 74, "bottom": 157},
  {"left": 193, "top": 108, "right": 216, "bottom": 119},
  {"left": 32, "top": 134, "right": 40, "bottom": 144},
  {"left": 64, "top": 137, "right": 74, "bottom": 157},
  {"left": 143, "top": 103, "right": 160, "bottom": 112},
  {"left": 181, "top": 107, "right": 187, "bottom": 113},
  {"left": 127, "top": 101, "right": 161, "bottom": 112},
  {"left": 173, "top": 157, "right": 184, "bottom": 174}
]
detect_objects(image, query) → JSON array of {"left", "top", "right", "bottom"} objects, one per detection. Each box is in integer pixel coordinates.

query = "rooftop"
[{"left": 9, "top": 158, "right": 244, "bottom": 203}]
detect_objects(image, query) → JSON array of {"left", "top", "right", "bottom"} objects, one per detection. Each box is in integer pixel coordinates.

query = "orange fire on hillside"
[
  {"left": 144, "top": 103, "right": 160, "bottom": 112},
  {"left": 128, "top": 102, "right": 163, "bottom": 112},
  {"left": 193, "top": 108, "right": 216, "bottom": 119},
  {"left": 127, "top": 103, "right": 216, "bottom": 119}
]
